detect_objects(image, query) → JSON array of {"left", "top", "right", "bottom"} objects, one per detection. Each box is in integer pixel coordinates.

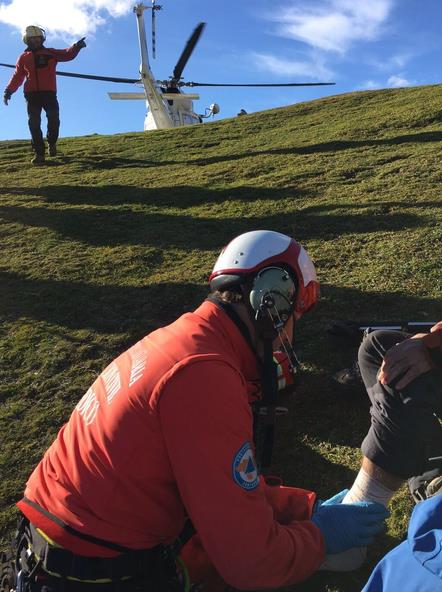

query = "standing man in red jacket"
[{"left": 3, "top": 25, "right": 86, "bottom": 165}]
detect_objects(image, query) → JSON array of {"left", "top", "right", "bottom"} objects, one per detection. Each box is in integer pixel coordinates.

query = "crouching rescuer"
[
  {"left": 0, "top": 230, "right": 389, "bottom": 592},
  {"left": 3, "top": 25, "right": 86, "bottom": 165}
]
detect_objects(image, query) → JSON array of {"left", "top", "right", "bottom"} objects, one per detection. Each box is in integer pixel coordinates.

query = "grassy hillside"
[{"left": 1, "top": 84, "right": 441, "bottom": 592}]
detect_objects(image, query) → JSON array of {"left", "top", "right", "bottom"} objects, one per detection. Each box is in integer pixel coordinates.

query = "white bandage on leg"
[{"left": 342, "top": 467, "right": 395, "bottom": 506}]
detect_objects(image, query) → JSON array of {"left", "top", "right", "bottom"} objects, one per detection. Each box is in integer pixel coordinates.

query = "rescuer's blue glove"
[
  {"left": 312, "top": 489, "right": 390, "bottom": 554},
  {"left": 75, "top": 37, "right": 86, "bottom": 49}
]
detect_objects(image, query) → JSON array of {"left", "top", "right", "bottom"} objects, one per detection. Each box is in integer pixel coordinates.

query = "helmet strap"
[
  {"left": 260, "top": 336, "right": 277, "bottom": 405},
  {"left": 253, "top": 335, "right": 277, "bottom": 473},
  {"left": 206, "top": 295, "right": 257, "bottom": 355}
]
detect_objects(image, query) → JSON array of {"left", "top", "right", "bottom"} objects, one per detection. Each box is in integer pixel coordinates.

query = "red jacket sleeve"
[
  {"left": 47, "top": 45, "right": 82, "bottom": 62},
  {"left": 159, "top": 360, "right": 325, "bottom": 590},
  {"left": 6, "top": 55, "right": 26, "bottom": 93}
]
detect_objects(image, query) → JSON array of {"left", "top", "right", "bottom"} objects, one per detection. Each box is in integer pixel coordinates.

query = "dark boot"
[
  {"left": 31, "top": 153, "right": 46, "bottom": 165},
  {"left": 48, "top": 143, "right": 57, "bottom": 157}
]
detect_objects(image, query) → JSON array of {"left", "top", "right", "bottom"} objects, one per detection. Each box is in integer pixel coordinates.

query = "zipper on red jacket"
[{"left": 33, "top": 50, "right": 40, "bottom": 92}]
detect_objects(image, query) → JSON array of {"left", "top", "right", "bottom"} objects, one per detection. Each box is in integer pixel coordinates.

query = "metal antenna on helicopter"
[{"left": 151, "top": 0, "right": 162, "bottom": 59}]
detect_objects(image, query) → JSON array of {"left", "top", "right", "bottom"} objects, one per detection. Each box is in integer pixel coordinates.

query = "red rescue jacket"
[
  {"left": 6, "top": 45, "right": 82, "bottom": 94},
  {"left": 18, "top": 300, "right": 324, "bottom": 589}
]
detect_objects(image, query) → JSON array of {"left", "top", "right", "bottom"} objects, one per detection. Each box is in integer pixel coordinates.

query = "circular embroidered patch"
[{"left": 232, "top": 442, "right": 259, "bottom": 490}]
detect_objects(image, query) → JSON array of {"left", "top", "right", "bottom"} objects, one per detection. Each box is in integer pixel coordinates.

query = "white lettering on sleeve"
[
  {"left": 101, "top": 363, "right": 121, "bottom": 404},
  {"left": 129, "top": 347, "right": 148, "bottom": 387},
  {"left": 76, "top": 387, "right": 99, "bottom": 425}
]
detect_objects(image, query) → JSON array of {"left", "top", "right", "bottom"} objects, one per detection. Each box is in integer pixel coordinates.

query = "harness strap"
[
  {"left": 22, "top": 498, "right": 134, "bottom": 554},
  {"left": 29, "top": 524, "right": 153, "bottom": 581},
  {"left": 18, "top": 500, "right": 195, "bottom": 585}
]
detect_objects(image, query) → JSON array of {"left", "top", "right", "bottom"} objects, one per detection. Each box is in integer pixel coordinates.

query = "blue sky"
[{"left": 0, "top": 0, "right": 441, "bottom": 140}]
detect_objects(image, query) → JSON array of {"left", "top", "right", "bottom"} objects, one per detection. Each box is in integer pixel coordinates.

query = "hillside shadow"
[
  {"left": 0, "top": 202, "right": 427, "bottom": 249},
  {"left": 173, "top": 130, "right": 442, "bottom": 166},
  {"left": 0, "top": 184, "right": 311, "bottom": 208},
  {"left": 0, "top": 270, "right": 206, "bottom": 335},
  {"left": 56, "top": 155, "right": 160, "bottom": 170}
]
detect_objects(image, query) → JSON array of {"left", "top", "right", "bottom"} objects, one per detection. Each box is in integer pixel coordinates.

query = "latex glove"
[
  {"left": 379, "top": 334, "right": 433, "bottom": 390},
  {"left": 311, "top": 489, "right": 389, "bottom": 554},
  {"left": 3, "top": 89, "right": 11, "bottom": 106},
  {"left": 75, "top": 37, "right": 86, "bottom": 49}
]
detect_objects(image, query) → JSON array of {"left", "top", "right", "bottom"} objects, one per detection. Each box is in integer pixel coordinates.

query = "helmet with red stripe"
[{"left": 209, "top": 230, "right": 319, "bottom": 317}]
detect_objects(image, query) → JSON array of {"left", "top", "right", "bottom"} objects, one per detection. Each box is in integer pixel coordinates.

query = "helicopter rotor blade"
[
  {"left": 1, "top": 64, "right": 140, "bottom": 84},
  {"left": 53, "top": 71, "right": 140, "bottom": 84},
  {"left": 171, "top": 22, "right": 206, "bottom": 84},
  {"left": 181, "top": 81, "right": 335, "bottom": 87}
]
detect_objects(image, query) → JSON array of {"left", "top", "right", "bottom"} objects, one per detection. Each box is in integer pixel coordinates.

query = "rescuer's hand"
[
  {"left": 311, "top": 491, "right": 389, "bottom": 554},
  {"left": 3, "top": 89, "right": 12, "bottom": 106},
  {"left": 75, "top": 37, "right": 87, "bottom": 49}
]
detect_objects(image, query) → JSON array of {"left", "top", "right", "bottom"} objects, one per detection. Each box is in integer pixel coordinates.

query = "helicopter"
[{"left": 0, "top": 2, "right": 336, "bottom": 131}]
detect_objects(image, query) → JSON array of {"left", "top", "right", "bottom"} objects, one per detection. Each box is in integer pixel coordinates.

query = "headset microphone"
[{"left": 249, "top": 266, "right": 300, "bottom": 374}]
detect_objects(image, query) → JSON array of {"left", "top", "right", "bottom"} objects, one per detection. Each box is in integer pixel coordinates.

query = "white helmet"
[
  {"left": 209, "top": 230, "right": 319, "bottom": 317},
  {"left": 23, "top": 25, "right": 46, "bottom": 45}
]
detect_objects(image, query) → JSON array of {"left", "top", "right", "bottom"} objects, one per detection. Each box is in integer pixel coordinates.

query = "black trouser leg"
[
  {"left": 358, "top": 330, "right": 442, "bottom": 478},
  {"left": 26, "top": 97, "right": 45, "bottom": 155},
  {"left": 43, "top": 95, "right": 60, "bottom": 146}
]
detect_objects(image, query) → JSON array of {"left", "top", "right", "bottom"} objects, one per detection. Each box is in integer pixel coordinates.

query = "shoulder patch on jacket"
[{"left": 232, "top": 442, "right": 259, "bottom": 490}]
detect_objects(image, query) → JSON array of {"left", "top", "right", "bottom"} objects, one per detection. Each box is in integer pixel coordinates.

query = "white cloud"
[
  {"left": 251, "top": 52, "right": 333, "bottom": 81},
  {"left": 0, "top": 0, "right": 133, "bottom": 38},
  {"left": 359, "top": 80, "right": 382, "bottom": 90},
  {"left": 387, "top": 74, "right": 413, "bottom": 87},
  {"left": 359, "top": 74, "right": 414, "bottom": 91},
  {"left": 269, "top": 0, "right": 394, "bottom": 54}
]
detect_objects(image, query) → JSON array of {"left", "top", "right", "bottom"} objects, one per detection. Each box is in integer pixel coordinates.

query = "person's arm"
[
  {"left": 5, "top": 54, "right": 26, "bottom": 95},
  {"left": 159, "top": 360, "right": 324, "bottom": 590},
  {"left": 379, "top": 321, "right": 442, "bottom": 389},
  {"left": 49, "top": 39, "right": 86, "bottom": 63}
]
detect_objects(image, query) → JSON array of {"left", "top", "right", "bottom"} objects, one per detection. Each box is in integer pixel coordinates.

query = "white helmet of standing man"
[
  {"left": 209, "top": 230, "right": 319, "bottom": 318},
  {"left": 23, "top": 26, "right": 46, "bottom": 44}
]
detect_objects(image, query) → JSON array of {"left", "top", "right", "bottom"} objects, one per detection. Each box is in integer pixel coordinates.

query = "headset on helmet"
[
  {"left": 209, "top": 230, "right": 319, "bottom": 318},
  {"left": 23, "top": 26, "right": 46, "bottom": 45}
]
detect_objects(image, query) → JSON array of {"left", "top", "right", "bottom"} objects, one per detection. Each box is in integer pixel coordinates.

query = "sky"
[{"left": 0, "top": 0, "right": 441, "bottom": 140}]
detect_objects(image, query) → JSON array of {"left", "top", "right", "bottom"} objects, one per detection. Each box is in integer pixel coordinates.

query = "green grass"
[{"left": 1, "top": 84, "right": 441, "bottom": 591}]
